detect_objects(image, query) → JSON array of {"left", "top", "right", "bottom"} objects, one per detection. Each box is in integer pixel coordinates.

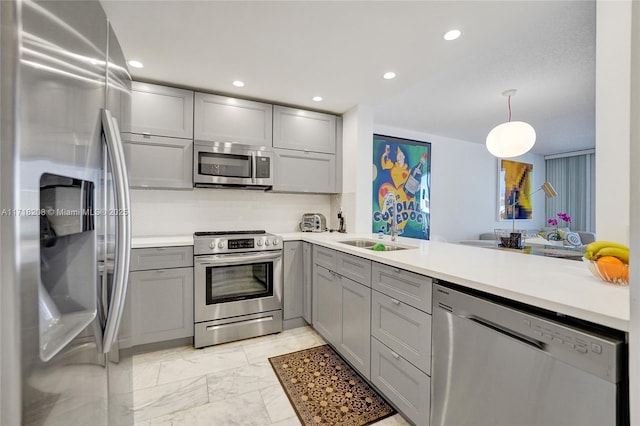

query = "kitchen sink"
[{"left": 338, "top": 239, "right": 411, "bottom": 251}]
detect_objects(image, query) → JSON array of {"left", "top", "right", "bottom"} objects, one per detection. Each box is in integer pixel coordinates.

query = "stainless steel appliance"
[
  {"left": 299, "top": 213, "right": 327, "bottom": 232},
  {"left": 431, "top": 283, "right": 627, "bottom": 426},
  {"left": 1, "top": 1, "right": 133, "bottom": 425},
  {"left": 193, "top": 231, "right": 283, "bottom": 348},
  {"left": 193, "top": 141, "right": 273, "bottom": 189}
]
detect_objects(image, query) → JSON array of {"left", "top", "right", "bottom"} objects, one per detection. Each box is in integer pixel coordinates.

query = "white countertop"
[
  {"left": 132, "top": 235, "right": 194, "bottom": 248},
  {"left": 281, "top": 232, "right": 630, "bottom": 331},
  {"left": 131, "top": 231, "right": 629, "bottom": 331}
]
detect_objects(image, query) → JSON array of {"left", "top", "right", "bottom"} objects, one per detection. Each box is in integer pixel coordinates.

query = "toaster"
[{"left": 300, "top": 213, "right": 327, "bottom": 232}]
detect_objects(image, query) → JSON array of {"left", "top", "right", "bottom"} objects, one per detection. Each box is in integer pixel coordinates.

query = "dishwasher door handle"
[{"left": 463, "top": 315, "right": 545, "bottom": 350}]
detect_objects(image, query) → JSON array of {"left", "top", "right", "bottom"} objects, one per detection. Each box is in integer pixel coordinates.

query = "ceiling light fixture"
[
  {"left": 383, "top": 72, "right": 396, "bottom": 80},
  {"left": 312, "top": 96, "right": 323, "bottom": 102},
  {"left": 232, "top": 80, "right": 245, "bottom": 87},
  {"left": 128, "top": 60, "right": 144, "bottom": 69},
  {"left": 443, "top": 29, "right": 462, "bottom": 41},
  {"left": 486, "top": 89, "right": 536, "bottom": 158}
]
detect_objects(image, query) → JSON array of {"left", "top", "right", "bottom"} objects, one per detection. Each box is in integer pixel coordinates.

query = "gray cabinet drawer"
[
  {"left": 372, "top": 263, "right": 432, "bottom": 313},
  {"left": 371, "top": 290, "right": 431, "bottom": 374},
  {"left": 273, "top": 106, "right": 336, "bottom": 154},
  {"left": 194, "top": 93, "right": 273, "bottom": 146},
  {"left": 313, "top": 245, "right": 337, "bottom": 270},
  {"left": 371, "top": 337, "right": 430, "bottom": 426},
  {"left": 131, "top": 82, "right": 194, "bottom": 139},
  {"left": 130, "top": 246, "right": 193, "bottom": 271},
  {"left": 336, "top": 252, "right": 371, "bottom": 287},
  {"left": 123, "top": 133, "right": 193, "bottom": 189}
]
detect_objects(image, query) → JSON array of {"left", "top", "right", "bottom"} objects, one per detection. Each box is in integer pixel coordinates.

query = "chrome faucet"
[{"left": 384, "top": 192, "right": 399, "bottom": 241}]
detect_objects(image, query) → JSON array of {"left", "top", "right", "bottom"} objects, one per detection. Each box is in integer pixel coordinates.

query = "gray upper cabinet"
[
  {"left": 123, "top": 134, "right": 193, "bottom": 189},
  {"left": 131, "top": 82, "right": 194, "bottom": 139},
  {"left": 272, "top": 149, "right": 336, "bottom": 193},
  {"left": 273, "top": 106, "right": 336, "bottom": 154},
  {"left": 194, "top": 93, "right": 273, "bottom": 146}
]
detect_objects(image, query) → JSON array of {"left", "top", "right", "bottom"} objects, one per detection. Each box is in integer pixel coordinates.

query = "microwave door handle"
[
  {"left": 196, "top": 252, "right": 281, "bottom": 266},
  {"left": 100, "top": 108, "right": 132, "bottom": 354},
  {"left": 251, "top": 152, "right": 257, "bottom": 184}
]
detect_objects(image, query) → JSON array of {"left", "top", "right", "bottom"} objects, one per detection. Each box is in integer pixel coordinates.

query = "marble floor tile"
[
  {"left": 269, "top": 416, "right": 302, "bottom": 426},
  {"left": 371, "top": 413, "right": 412, "bottom": 426},
  {"left": 260, "top": 384, "right": 297, "bottom": 424},
  {"left": 242, "top": 331, "right": 325, "bottom": 364},
  {"left": 133, "top": 376, "right": 208, "bottom": 422},
  {"left": 147, "top": 390, "right": 271, "bottom": 426},
  {"left": 156, "top": 346, "right": 248, "bottom": 385},
  {"left": 133, "top": 345, "right": 197, "bottom": 366},
  {"left": 133, "top": 362, "right": 161, "bottom": 391},
  {"left": 207, "top": 361, "right": 279, "bottom": 402}
]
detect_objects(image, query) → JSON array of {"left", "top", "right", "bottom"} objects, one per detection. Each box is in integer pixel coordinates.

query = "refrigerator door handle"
[{"left": 101, "top": 108, "right": 132, "bottom": 354}]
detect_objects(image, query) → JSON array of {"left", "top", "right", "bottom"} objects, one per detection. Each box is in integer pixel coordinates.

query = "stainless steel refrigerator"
[{"left": 1, "top": 1, "right": 133, "bottom": 424}]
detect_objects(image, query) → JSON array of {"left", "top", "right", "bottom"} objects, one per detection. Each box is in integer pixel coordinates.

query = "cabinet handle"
[
  {"left": 155, "top": 270, "right": 166, "bottom": 273},
  {"left": 390, "top": 350, "right": 400, "bottom": 360},
  {"left": 392, "top": 267, "right": 401, "bottom": 273},
  {"left": 391, "top": 298, "right": 400, "bottom": 306}
]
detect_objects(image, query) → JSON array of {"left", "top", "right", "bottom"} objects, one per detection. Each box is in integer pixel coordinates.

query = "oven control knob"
[
  {"left": 265, "top": 239, "right": 271, "bottom": 246},
  {"left": 218, "top": 242, "right": 224, "bottom": 249},
  {"left": 273, "top": 239, "right": 279, "bottom": 245},
  {"left": 257, "top": 240, "right": 263, "bottom": 246}
]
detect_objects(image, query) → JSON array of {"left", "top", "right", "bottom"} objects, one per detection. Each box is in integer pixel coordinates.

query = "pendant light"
[{"left": 486, "top": 89, "right": 536, "bottom": 158}]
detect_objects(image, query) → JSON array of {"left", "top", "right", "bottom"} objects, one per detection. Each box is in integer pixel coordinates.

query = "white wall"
[
  {"left": 627, "top": 1, "right": 639, "bottom": 423},
  {"left": 374, "top": 124, "right": 546, "bottom": 243},
  {"left": 334, "top": 104, "right": 374, "bottom": 233},
  {"left": 130, "top": 188, "right": 331, "bottom": 236},
  {"left": 596, "top": 0, "right": 632, "bottom": 244}
]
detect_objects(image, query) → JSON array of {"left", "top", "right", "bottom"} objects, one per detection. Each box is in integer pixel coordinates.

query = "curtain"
[{"left": 545, "top": 152, "right": 596, "bottom": 232}]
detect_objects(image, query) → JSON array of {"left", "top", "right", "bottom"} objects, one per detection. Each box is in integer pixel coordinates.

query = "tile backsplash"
[{"left": 130, "top": 188, "right": 332, "bottom": 236}]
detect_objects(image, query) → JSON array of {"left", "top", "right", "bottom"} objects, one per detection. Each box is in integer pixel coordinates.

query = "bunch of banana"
[{"left": 584, "top": 241, "right": 629, "bottom": 263}]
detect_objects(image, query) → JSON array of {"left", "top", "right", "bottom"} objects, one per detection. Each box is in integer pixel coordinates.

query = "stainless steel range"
[{"left": 193, "top": 230, "right": 283, "bottom": 348}]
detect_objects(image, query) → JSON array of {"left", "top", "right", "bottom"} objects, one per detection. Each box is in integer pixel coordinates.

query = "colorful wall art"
[
  {"left": 498, "top": 159, "right": 533, "bottom": 220},
  {"left": 372, "top": 134, "right": 431, "bottom": 240}
]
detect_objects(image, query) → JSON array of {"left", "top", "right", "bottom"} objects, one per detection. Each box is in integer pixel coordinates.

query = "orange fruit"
[{"left": 596, "top": 256, "right": 626, "bottom": 282}]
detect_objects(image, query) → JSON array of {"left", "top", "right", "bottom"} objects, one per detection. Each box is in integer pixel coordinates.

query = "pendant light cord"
[{"left": 507, "top": 96, "right": 512, "bottom": 122}]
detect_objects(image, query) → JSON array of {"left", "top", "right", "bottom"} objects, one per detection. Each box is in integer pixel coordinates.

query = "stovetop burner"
[{"left": 194, "top": 230, "right": 266, "bottom": 237}]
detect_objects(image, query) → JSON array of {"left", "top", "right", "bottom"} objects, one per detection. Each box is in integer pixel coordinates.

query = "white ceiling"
[{"left": 101, "top": 0, "right": 596, "bottom": 156}]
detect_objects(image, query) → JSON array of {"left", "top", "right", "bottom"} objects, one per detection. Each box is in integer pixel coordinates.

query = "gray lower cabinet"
[
  {"left": 131, "top": 82, "right": 194, "bottom": 139},
  {"left": 312, "top": 265, "right": 341, "bottom": 346},
  {"left": 338, "top": 276, "right": 371, "bottom": 380},
  {"left": 371, "top": 337, "right": 430, "bottom": 426},
  {"left": 312, "top": 247, "right": 371, "bottom": 380},
  {"left": 272, "top": 148, "right": 336, "bottom": 193},
  {"left": 283, "top": 241, "right": 305, "bottom": 328},
  {"left": 123, "top": 133, "right": 193, "bottom": 189},
  {"left": 126, "top": 246, "right": 194, "bottom": 347},
  {"left": 273, "top": 105, "right": 337, "bottom": 154},
  {"left": 194, "top": 93, "right": 273, "bottom": 146},
  {"left": 129, "top": 267, "right": 194, "bottom": 346},
  {"left": 302, "top": 242, "right": 313, "bottom": 324}
]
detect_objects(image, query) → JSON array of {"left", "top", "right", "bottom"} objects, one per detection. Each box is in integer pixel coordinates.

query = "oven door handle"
[{"left": 196, "top": 251, "right": 282, "bottom": 266}]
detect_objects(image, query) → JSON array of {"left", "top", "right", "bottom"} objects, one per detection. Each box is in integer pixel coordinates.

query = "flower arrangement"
[{"left": 546, "top": 212, "right": 572, "bottom": 240}]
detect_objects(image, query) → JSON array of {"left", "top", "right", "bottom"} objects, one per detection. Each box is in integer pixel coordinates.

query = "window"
[{"left": 545, "top": 151, "right": 595, "bottom": 232}]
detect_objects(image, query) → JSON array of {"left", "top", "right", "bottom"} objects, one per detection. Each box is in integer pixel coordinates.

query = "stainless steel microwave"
[{"left": 193, "top": 141, "right": 273, "bottom": 188}]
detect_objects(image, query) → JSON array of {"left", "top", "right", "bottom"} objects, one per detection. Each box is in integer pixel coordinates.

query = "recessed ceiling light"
[
  {"left": 232, "top": 80, "right": 245, "bottom": 87},
  {"left": 443, "top": 29, "right": 462, "bottom": 41},
  {"left": 128, "top": 60, "right": 144, "bottom": 68},
  {"left": 312, "top": 96, "right": 323, "bottom": 102},
  {"left": 383, "top": 72, "right": 396, "bottom": 80}
]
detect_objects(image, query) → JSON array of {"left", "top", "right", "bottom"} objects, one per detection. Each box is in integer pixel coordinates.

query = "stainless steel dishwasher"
[{"left": 431, "top": 283, "right": 627, "bottom": 426}]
